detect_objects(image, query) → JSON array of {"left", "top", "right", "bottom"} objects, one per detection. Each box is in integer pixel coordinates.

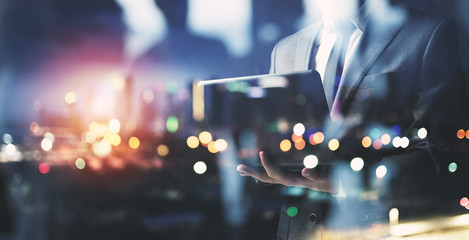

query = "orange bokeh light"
[
  {"left": 362, "top": 136, "right": 372, "bottom": 148},
  {"left": 457, "top": 129, "right": 465, "bottom": 139},
  {"left": 309, "top": 132, "right": 325, "bottom": 145},
  {"left": 295, "top": 139, "right": 306, "bottom": 150},
  {"left": 292, "top": 133, "right": 303, "bottom": 143},
  {"left": 280, "top": 139, "right": 292, "bottom": 152}
]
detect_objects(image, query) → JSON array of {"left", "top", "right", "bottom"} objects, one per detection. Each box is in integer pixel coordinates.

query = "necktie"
[{"left": 323, "top": 21, "right": 356, "bottom": 110}]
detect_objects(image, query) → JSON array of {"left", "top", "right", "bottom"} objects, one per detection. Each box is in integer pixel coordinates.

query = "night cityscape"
[{"left": 1, "top": 0, "right": 469, "bottom": 239}]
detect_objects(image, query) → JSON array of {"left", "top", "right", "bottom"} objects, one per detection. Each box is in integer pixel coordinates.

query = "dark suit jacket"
[{"left": 270, "top": 7, "right": 464, "bottom": 240}]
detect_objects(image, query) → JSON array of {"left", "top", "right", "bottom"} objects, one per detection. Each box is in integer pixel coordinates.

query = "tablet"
[{"left": 199, "top": 70, "right": 330, "bottom": 171}]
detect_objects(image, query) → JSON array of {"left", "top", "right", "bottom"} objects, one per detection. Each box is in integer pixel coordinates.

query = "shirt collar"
[{"left": 322, "top": 4, "right": 368, "bottom": 34}]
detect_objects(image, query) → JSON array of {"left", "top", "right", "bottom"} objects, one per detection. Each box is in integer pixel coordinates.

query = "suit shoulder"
[
  {"left": 275, "top": 23, "right": 320, "bottom": 50},
  {"left": 406, "top": 8, "right": 454, "bottom": 30}
]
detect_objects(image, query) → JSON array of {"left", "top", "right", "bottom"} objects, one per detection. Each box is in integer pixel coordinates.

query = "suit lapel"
[
  {"left": 331, "top": 15, "right": 406, "bottom": 115},
  {"left": 294, "top": 23, "right": 322, "bottom": 70}
]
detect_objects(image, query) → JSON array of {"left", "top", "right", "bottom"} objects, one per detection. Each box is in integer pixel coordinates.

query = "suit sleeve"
[{"left": 383, "top": 19, "right": 465, "bottom": 192}]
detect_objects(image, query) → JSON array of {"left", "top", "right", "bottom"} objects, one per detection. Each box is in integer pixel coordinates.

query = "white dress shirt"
[{"left": 315, "top": 18, "right": 363, "bottom": 84}]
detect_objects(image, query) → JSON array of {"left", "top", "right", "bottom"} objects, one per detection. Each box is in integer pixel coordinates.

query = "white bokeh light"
[
  {"left": 350, "top": 157, "right": 364, "bottom": 171},
  {"left": 293, "top": 123, "right": 306, "bottom": 136},
  {"left": 400, "top": 137, "right": 410, "bottom": 148},
  {"left": 303, "top": 155, "right": 319, "bottom": 169},
  {"left": 392, "top": 136, "right": 401, "bottom": 148},
  {"left": 417, "top": 128, "right": 427, "bottom": 139},
  {"left": 194, "top": 161, "right": 207, "bottom": 174},
  {"left": 41, "top": 139, "right": 53, "bottom": 152},
  {"left": 376, "top": 165, "right": 387, "bottom": 179}
]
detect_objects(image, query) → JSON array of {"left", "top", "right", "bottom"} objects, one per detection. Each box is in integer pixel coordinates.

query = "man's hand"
[{"left": 236, "top": 151, "right": 336, "bottom": 194}]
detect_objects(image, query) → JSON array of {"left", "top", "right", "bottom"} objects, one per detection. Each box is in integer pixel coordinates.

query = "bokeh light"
[
  {"left": 457, "top": 129, "right": 465, "bottom": 139},
  {"left": 460, "top": 197, "right": 469, "bottom": 208},
  {"left": 376, "top": 165, "right": 387, "bottom": 178},
  {"left": 165, "top": 81, "right": 179, "bottom": 94},
  {"left": 30, "top": 122, "right": 40, "bottom": 134},
  {"left": 400, "top": 137, "right": 410, "bottom": 148},
  {"left": 39, "top": 163, "right": 50, "bottom": 174},
  {"left": 33, "top": 100, "right": 43, "bottom": 112},
  {"left": 303, "top": 155, "right": 318, "bottom": 169},
  {"left": 44, "top": 132, "right": 55, "bottom": 143},
  {"left": 142, "top": 88, "right": 154, "bottom": 103},
  {"left": 166, "top": 116, "right": 179, "bottom": 133},
  {"left": 2, "top": 133, "right": 13, "bottom": 144},
  {"left": 309, "top": 132, "right": 325, "bottom": 145},
  {"left": 381, "top": 134, "right": 391, "bottom": 145},
  {"left": 373, "top": 139, "right": 383, "bottom": 150},
  {"left": 328, "top": 139, "right": 339, "bottom": 151},
  {"left": 187, "top": 136, "right": 200, "bottom": 149},
  {"left": 295, "top": 139, "right": 306, "bottom": 150},
  {"left": 370, "top": 128, "right": 381, "bottom": 139},
  {"left": 75, "top": 158, "right": 86, "bottom": 170},
  {"left": 466, "top": 130, "right": 469, "bottom": 139},
  {"left": 362, "top": 136, "right": 372, "bottom": 148},
  {"left": 392, "top": 136, "right": 401, "bottom": 148},
  {"left": 65, "top": 91, "right": 76, "bottom": 104},
  {"left": 93, "top": 140, "right": 112, "bottom": 157},
  {"left": 89, "top": 122, "right": 108, "bottom": 137},
  {"left": 449, "top": 162, "right": 458, "bottom": 173},
  {"left": 157, "top": 145, "right": 169, "bottom": 157},
  {"left": 287, "top": 206, "right": 298, "bottom": 217},
  {"left": 280, "top": 139, "right": 292, "bottom": 152},
  {"left": 417, "top": 128, "right": 428, "bottom": 139},
  {"left": 199, "top": 131, "right": 212, "bottom": 146},
  {"left": 391, "top": 125, "right": 401, "bottom": 135},
  {"left": 88, "top": 159, "right": 103, "bottom": 171},
  {"left": 85, "top": 132, "right": 97, "bottom": 143},
  {"left": 129, "top": 137, "right": 140, "bottom": 149},
  {"left": 389, "top": 208, "right": 399, "bottom": 225},
  {"left": 291, "top": 133, "right": 303, "bottom": 143},
  {"left": 214, "top": 139, "right": 228, "bottom": 152},
  {"left": 293, "top": 123, "right": 305, "bottom": 136},
  {"left": 350, "top": 157, "right": 364, "bottom": 171},
  {"left": 5, "top": 144, "right": 16, "bottom": 155},
  {"left": 109, "top": 118, "right": 121, "bottom": 133},
  {"left": 207, "top": 141, "right": 218, "bottom": 154},
  {"left": 105, "top": 133, "right": 121, "bottom": 146},
  {"left": 41, "top": 138, "right": 53, "bottom": 152},
  {"left": 193, "top": 161, "right": 207, "bottom": 174}
]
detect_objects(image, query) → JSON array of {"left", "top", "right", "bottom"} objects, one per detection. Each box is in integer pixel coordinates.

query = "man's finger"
[{"left": 237, "top": 164, "right": 275, "bottom": 183}]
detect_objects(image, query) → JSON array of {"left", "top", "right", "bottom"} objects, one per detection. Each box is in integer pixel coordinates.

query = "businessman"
[{"left": 237, "top": 0, "right": 465, "bottom": 239}]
